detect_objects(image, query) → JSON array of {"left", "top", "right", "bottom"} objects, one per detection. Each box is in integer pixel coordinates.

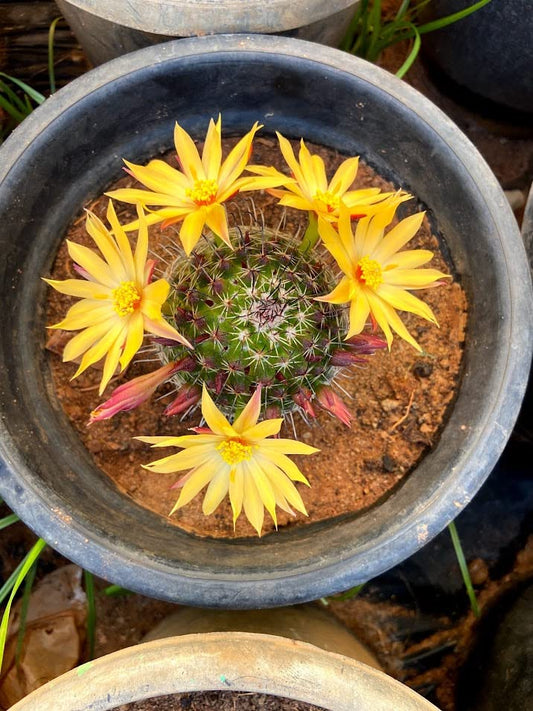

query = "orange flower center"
[
  {"left": 112, "top": 281, "right": 141, "bottom": 316},
  {"left": 314, "top": 190, "right": 340, "bottom": 214},
  {"left": 217, "top": 439, "right": 253, "bottom": 465},
  {"left": 355, "top": 256, "right": 383, "bottom": 290},
  {"left": 187, "top": 179, "right": 219, "bottom": 206}
]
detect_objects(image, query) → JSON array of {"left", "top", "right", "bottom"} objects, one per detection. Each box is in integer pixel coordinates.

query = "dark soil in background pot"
[
  {"left": 45, "top": 137, "right": 466, "bottom": 538},
  {"left": 116, "top": 692, "right": 325, "bottom": 710}
]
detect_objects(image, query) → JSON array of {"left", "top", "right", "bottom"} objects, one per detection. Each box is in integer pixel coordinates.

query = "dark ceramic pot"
[
  {"left": 0, "top": 35, "right": 531, "bottom": 607},
  {"left": 422, "top": 0, "right": 533, "bottom": 114}
]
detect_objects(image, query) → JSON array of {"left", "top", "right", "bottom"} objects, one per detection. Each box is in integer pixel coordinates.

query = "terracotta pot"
[
  {"left": 0, "top": 35, "right": 531, "bottom": 607},
  {"left": 9, "top": 631, "right": 439, "bottom": 710},
  {"left": 55, "top": 0, "right": 360, "bottom": 64}
]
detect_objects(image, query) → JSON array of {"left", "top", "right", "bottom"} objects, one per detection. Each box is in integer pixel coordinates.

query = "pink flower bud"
[
  {"left": 344, "top": 333, "right": 387, "bottom": 354},
  {"left": 89, "top": 361, "right": 181, "bottom": 424},
  {"left": 293, "top": 388, "right": 316, "bottom": 418},
  {"left": 164, "top": 384, "right": 201, "bottom": 416},
  {"left": 317, "top": 387, "right": 353, "bottom": 427}
]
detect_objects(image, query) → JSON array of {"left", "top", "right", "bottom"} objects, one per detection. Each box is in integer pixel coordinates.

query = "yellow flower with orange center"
[
  {"left": 138, "top": 386, "right": 319, "bottom": 536},
  {"left": 107, "top": 116, "right": 289, "bottom": 256},
  {"left": 247, "top": 132, "right": 411, "bottom": 224},
  {"left": 317, "top": 206, "right": 449, "bottom": 351},
  {"left": 44, "top": 201, "right": 191, "bottom": 395}
]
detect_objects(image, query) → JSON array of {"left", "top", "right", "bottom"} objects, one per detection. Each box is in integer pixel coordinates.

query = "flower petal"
[
  {"left": 179, "top": 208, "right": 207, "bottom": 256},
  {"left": 218, "top": 122, "right": 261, "bottom": 189},
  {"left": 242, "top": 469, "right": 265, "bottom": 536},
  {"left": 228, "top": 467, "right": 244, "bottom": 527},
  {"left": 329, "top": 156, "right": 359, "bottom": 195},
  {"left": 42, "top": 278, "right": 109, "bottom": 300},
  {"left": 119, "top": 310, "right": 144, "bottom": 370},
  {"left": 378, "top": 283, "right": 439, "bottom": 324},
  {"left": 124, "top": 158, "right": 190, "bottom": 194},
  {"left": 259, "top": 438, "right": 320, "bottom": 455},
  {"left": 205, "top": 203, "right": 231, "bottom": 248},
  {"left": 202, "top": 469, "right": 229, "bottom": 515},
  {"left": 233, "top": 386, "right": 261, "bottom": 433},
  {"left": 347, "top": 292, "right": 371, "bottom": 338},
  {"left": 201, "top": 385, "right": 236, "bottom": 437},
  {"left": 143, "top": 443, "right": 216, "bottom": 473},
  {"left": 66, "top": 241, "right": 115, "bottom": 288},
  {"left": 174, "top": 121, "right": 205, "bottom": 182},
  {"left": 373, "top": 212, "right": 425, "bottom": 263},
  {"left": 243, "top": 419, "right": 283, "bottom": 441},
  {"left": 201, "top": 115, "right": 222, "bottom": 181},
  {"left": 170, "top": 460, "right": 218, "bottom": 514}
]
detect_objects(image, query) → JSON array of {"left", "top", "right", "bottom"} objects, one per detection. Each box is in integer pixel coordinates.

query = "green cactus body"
[{"left": 158, "top": 227, "right": 348, "bottom": 419}]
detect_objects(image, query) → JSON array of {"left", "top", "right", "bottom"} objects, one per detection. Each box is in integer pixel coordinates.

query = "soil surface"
[
  {"left": 116, "top": 692, "right": 324, "bottom": 710},
  {"left": 46, "top": 138, "right": 466, "bottom": 538}
]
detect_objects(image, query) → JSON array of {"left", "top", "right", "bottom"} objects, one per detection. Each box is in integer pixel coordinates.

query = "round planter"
[
  {"left": 56, "top": 0, "right": 359, "bottom": 64},
  {"left": 422, "top": 0, "right": 533, "bottom": 114},
  {"left": 9, "top": 632, "right": 439, "bottom": 710},
  {"left": 0, "top": 35, "right": 531, "bottom": 608},
  {"left": 141, "top": 604, "right": 382, "bottom": 669}
]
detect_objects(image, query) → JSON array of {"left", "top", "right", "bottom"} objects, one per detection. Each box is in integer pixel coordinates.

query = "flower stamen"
[
  {"left": 355, "top": 256, "right": 383, "bottom": 290},
  {"left": 314, "top": 190, "right": 340, "bottom": 214},
  {"left": 217, "top": 438, "right": 253, "bottom": 465},
  {"left": 186, "top": 179, "right": 219, "bottom": 206},
  {"left": 112, "top": 280, "right": 141, "bottom": 316}
]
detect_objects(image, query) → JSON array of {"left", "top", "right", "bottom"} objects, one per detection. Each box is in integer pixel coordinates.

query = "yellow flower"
[
  {"left": 138, "top": 386, "right": 319, "bottom": 536},
  {"left": 107, "top": 116, "right": 287, "bottom": 256},
  {"left": 248, "top": 132, "right": 411, "bottom": 223},
  {"left": 44, "top": 201, "right": 191, "bottom": 395},
  {"left": 317, "top": 207, "right": 449, "bottom": 351}
]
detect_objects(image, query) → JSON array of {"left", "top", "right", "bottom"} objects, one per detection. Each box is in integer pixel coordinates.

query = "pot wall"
[
  {"left": 56, "top": 0, "right": 360, "bottom": 64},
  {"left": 0, "top": 35, "right": 531, "bottom": 607}
]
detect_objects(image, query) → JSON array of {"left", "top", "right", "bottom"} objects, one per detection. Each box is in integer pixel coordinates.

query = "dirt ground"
[{"left": 0, "top": 2, "right": 532, "bottom": 710}]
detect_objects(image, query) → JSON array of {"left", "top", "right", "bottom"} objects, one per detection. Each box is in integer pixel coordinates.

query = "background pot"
[
  {"left": 55, "top": 0, "right": 360, "bottom": 64},
  {"left": 0, "top": 35, "right": 531, "bottom": 608},
  {"left": 9, "top": 631, "right": 439, "bottom": 710},
  {"left": 422, "top": 0, "right": 533, "bottom": 114}
]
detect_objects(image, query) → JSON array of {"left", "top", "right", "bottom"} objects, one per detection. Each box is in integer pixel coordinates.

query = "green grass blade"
[
  {"left": 395, "top": 25, "right": 421, "bottom": 79},
  {"left": 14, "top": 560, "right": 38, "bottom": 665},
  {"left": 84, "top": 570, "right": 96, "bottom": 660},
  {"left": 0, "top": 73, "right": 46, "bottom": 105},
  {"left": 395, "top": 0, "right": 412, "bottom": 21},
  {"left": 48, "top": 17, "right": 62, "bottom": 94},
  {"left": 448, "top": 521, "right": 481, "bottom": 618},
  {"left": 418, "top": 0, "right": 492, "bottom": 35},
  {"left": 0, "top": 513, "right": 19, "bottom": 531},
  {"left": 339, "top": 0, "right": 367, "bottom": 51},
  {"left": 0, "top": 538, "right": 47, "bottom": 673},
  {"left": 103, "top": 583, "right": 133, "bottom": 596}
]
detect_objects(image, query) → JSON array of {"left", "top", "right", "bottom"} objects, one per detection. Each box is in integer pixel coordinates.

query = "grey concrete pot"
[
  {"left": 0, "top": 35, "right": 531, "bottom": 607},
  {"left": 56, "top": 0, "right": 360, "bottom": 64}
]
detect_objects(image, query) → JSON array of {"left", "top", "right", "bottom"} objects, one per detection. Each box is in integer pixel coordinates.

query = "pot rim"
[
  {"left": 9, "top": 631, "right": 439, "bottom": 711},
  {"left": 0, "top": 34, "right": 531, "bottom": 607},
  {"left": 56, "top": 0, "right": 359, "bottom": 35}
]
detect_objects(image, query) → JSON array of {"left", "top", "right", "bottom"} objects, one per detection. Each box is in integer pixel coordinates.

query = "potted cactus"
[{"left": 0, "top": 35, "right": 530, "bottom": 607}]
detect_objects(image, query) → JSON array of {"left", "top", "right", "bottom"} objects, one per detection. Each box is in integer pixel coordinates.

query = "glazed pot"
[
  {"left": 55, "top": 0, "right": 360, "bottom": 64},
  {"left": 0, "top": 35, "right": 531, "bottom": 607},
  {"left": 9, "top": 631, "right": 439, "bottom": 710},
  {"left": 422, "top": 0, "right": 533, "bottom": 114}
]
